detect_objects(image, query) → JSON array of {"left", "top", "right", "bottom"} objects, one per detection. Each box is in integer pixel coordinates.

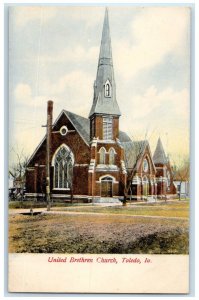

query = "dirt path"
[
  {"left": 9, "top": 208, "right": 188, "bottom": 220},
  {"left": 44, "top": 210, "right": 188, "bottom": 220}
]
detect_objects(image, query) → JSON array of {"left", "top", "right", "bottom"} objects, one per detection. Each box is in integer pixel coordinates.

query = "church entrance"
[{"left": 101, "top": 176, "right": 113, "bottom": 197}]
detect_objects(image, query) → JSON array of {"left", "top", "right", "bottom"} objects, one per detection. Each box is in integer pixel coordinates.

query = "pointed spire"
[
  {"left": 153, "top": 138, "right": 168, "bottom": 164},
  {"left": 98, "top": 7, "right": 112, "bottom": 65},
  {"left": 89, "top": 8, "right": 121, "bottom": 118}
]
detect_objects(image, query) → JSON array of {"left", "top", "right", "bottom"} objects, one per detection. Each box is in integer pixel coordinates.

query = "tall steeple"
[
  {"left": 153, "top": 138, "right": 168, "bottom": 165},
  {"left": 89, "top": 8, "right": 121, "bottom": 118}
]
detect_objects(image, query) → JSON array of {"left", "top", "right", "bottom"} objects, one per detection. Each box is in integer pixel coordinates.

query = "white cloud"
[
  {"left": 47, "top": 70, "right": 92, "bottom": 94},
  {"left": 119, "top": 85, "right": 189, "bottom": 140},
  {"left": 114, "top": 7, "right": 190, "bottom": 79},
  {"left": 14, "top": 68, "right": 94, "bottom": 117},
  {"left": 39, "top": 70, "right": 93, "bottom": 117},
  {"left": 119, "top": 85, "right": 190, "bottom": 162},
  {"left": 12, "top": 6, "right": 104, "bottom": 29},
  {"left": 14, "top": 83, "right": 45, "bottom": 108},
  {"left": 129, "top": 86, "right": 190, "bottom": 120},
  {"left": 13, "top": 6, "right": 58, "bottom": 27},
  {"left": 36, "top": 45, "right": 98, "bottom": 65},
  {"left": 67, "top": 6, "right": 104, "bottom": 28},
  {"left": 15, "top": 83, "right": 31, "bottom": 100}
]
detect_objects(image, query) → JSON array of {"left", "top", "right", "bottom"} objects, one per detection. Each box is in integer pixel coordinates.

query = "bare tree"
[
  {"left": 122, "top": 140, "right": 147, "bottom": 205},
  {"left": 122, "top": 129, "right": 156, "bottom": 205},
  {"left": 9, "top": 148, "right": 29, "bottom": 184},
  {"left": 172, "top": 156, "right": 190, "bottom": 200},
  {"left": 9, "top": 147, "right": 29, "bottom": 201}
]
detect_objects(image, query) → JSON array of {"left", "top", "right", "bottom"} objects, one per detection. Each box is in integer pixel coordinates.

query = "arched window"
[
  {"left": 109, "top": 148, "right": 115, "bottom": 165},
  {"left": 143, "top": 158, "right": 149, "bottom": 172},
  {"left": 142, "top": 176, "right": 149, "bottom": 197},
  {"left": 99, "top": 147, "right": 106, "bottom": 164},
  {"left": 167, "top": 170, "right": 171, "bottom": 188},
  {"left": 104, "top": 80, "right": 111, "bottom": 97},
  {"left": 91, "top": 118, "right": 95, "bottom": 138},
  {"left": 53, "top": 145, "right": 74, "bottom": 189}
]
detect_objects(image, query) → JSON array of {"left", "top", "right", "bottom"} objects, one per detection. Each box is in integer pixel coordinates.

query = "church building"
[{"left": 25, "top": 9, "right": 176, "bottom": 202}]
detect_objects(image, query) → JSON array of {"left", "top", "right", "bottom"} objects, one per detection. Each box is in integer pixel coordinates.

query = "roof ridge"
[{"left": 63, "top": 110, "right": 88, "bottom": 122}]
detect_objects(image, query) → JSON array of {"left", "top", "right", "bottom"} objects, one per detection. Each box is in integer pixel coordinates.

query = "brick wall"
[{"left": 26, "top": 112, "right": 90, "bottom": 196}]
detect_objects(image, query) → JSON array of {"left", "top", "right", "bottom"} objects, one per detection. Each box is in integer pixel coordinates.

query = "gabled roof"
[
  {"left": 121, "top": 139, "right": 156, "bottom": 173},
  {"left": 27, "top": 110, "right": 131, "bottom": 166},
  {"left": 64, "top": 110, "right": 129, "bottom": 144},
  {"left": 27, "top": 110, "right": 90, "bottom": 166},
  {"left": 63, "top": 110, "right": 90, "bottom": 145},
  {"left": 153, "top": 138, "right": 168, "bottom": 164},
  {"left": 119, "top": 131, "right": 132, "bottom": 142},
  {"left": 121, "top": 140, "right": 148, "bottom": 169}
]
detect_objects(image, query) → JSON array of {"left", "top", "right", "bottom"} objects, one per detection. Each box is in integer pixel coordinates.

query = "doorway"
[{"left": 101, "top": 176, "right": 113, "bottom": 197}]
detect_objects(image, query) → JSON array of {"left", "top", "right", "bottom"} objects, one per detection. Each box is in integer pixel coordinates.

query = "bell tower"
[
  {"left": 89, "top": 8, "right": 121, "bottom": 141},
  {"left": 88, "top": 8, "right": 126, "bottom": 200}
]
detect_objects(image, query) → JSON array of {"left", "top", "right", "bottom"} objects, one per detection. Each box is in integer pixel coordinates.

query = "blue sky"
[{"left": 9, "top": 5, "right": 190, "bottom": 165}]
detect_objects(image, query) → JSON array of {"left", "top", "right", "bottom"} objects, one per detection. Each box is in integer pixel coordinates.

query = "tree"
[
  {"left": 122, "top": 129, "right": 158, "bottom": 205},
  {"left": 122, "top": 140, "right": 147, "bottom": 205},
  {"left": 172, "top": 156, "right": 190, "bottom": 200},
  {"left": 9, "top": 148, "right": 29, "bottom": 184},
  {"left": 9, "top": 147, "right": 29, "bottom": 200}
]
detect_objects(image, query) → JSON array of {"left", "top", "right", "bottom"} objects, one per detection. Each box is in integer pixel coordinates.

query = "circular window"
[
  {"left": 60, "top": 126, "right": 68, "bottom": 136},
  {"left": 143, "top": 159, "right": 149, "bottom": 172}
]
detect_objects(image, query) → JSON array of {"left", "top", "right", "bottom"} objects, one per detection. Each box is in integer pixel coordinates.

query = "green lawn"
[{"left": 52, "top": 201, "right": 189, "bottom": 218}]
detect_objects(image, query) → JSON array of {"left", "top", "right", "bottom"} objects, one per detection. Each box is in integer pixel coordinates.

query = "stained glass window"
[
  {"left": 54, "top": 146, "right": 73, "bottom": 189},
  {"left": 99, "top": 147, "right": 106, "bottom": 164},
  {"left": 109, "top": 148, "right": 115, "bottom": 164}
]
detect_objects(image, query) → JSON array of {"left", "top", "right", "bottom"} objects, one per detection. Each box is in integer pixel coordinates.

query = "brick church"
[{"left": 25, "top": 9, "right": 176, "bottom": 202}]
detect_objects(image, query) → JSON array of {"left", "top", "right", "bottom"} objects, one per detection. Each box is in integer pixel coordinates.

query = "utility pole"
[
  {"left": 45, "top": 101, "right": 53, "bottom": 211},
  {"left": 46, "top": 113, "right": 51, "bottom": 211}
]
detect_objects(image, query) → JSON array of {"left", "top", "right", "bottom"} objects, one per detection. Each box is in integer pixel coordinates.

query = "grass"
[
  {"left": 52, "top": 201, "right": 189, "bottom": 218},
  {"left": 8, "top": 201, "right": 90, "bottom": 209},
  {"left": 9, "top": 206, "right": 189, "bottom": 254}
]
